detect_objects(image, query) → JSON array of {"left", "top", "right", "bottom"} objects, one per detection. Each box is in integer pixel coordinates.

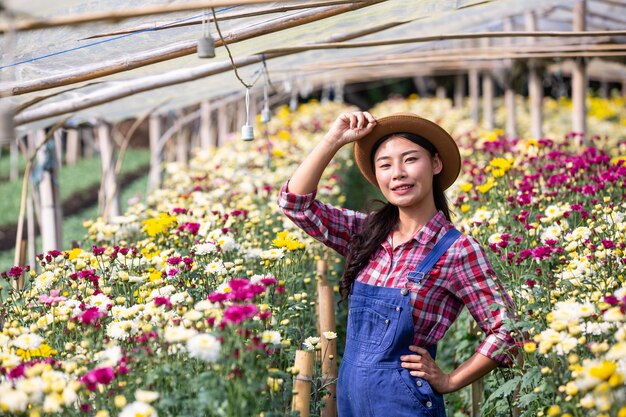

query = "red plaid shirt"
[{"left": 278, "top": 181, "right": 516, "bottom": 365}]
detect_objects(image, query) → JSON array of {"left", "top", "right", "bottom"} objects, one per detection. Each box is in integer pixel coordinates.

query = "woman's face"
[{"left": 373, "top": 135, "right": 442, "bottom": 211}]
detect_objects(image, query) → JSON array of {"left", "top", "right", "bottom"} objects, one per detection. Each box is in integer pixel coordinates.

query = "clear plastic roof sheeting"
[{"left": 1, "top": 0, "right": 625, "bottom": 134}]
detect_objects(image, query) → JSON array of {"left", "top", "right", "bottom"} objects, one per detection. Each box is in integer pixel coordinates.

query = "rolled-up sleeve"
[
  {"left": 277, "top": 180, "right": 366, "bottom": 256},
  {"left": 451, "top": 236, "right": 518, "bottom": 366}
]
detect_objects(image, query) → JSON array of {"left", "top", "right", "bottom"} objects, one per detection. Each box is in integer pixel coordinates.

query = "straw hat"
[{"left": 353, "top": 112, "right": 461, "bottom": 190}]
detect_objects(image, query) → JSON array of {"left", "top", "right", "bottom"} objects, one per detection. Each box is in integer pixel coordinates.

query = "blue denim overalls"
[{"left": 337, "top": 228, "right": 461, "bottom": 417}]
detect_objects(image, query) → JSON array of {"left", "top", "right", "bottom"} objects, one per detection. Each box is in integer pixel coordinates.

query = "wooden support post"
[
  {"left": 482, "top": 73, "right": 494, "bottom": 130},
  {"left": 97, "top": 121, "right": 120, "bottom": 220},
  {"left": 26, "top": 186, "right": 36, "bottom": 271},
  {"left": 292, "top": 350, "right": 314, "bottom": 417},
  {"left": 319, "top": 284, "right": 338, "bottom": 417},
  {"left": 503, "top": 18, "right": 517, "bottom": 139},
  {"left": 435, "top": 85, "right": 446, "bottom": 100},
  {"left": 334, "top": 81, "right": 344, "bottom": 103},
  {"left": 217, "top": 105, "right": 228, "bottom": 145},
  {"left": 34, "top": 129, "right": 62, "bottom": 253},
  {"left": 526, "top": 11, "right": 543, "bottom": 139},
  {"left": 469, "top": 321, "right": 484, "bottom": 417},
  {"left": 148, "top": 114, "right": 162, "bottom": 193},
  {"left": 469, "top": 68, "right": 479, "bottom": 123},
  {"left": 9, "top": 138, "right": 19, "bottom": 181},
  {"left": 572, "top": 0, "right": 587, "bottom": 142},
  {"left": 454, "top": 73, "right": 465, "bottom": 109},
  {"left": 82, "top": 126, "right": 94, "bottom": 158},
  {"left": 200, "top": 100, "right": 213, "bottom": 149},
  {"left": 176, "top": 126, "right": 190, "bottom": 166},
  {"left": 53, "top": 129, "right": 63, "bottom": 167},
  {"left": 65, "top": 128, "right": 80, "bottom": 165}
]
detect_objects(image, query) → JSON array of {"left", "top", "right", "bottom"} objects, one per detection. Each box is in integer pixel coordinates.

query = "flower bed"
[
  {"left": 1, "top": 95, "right": 625, "bottom": 416},
  {"left": 0, "top": 100, "right": 353, "bottom": 416}
]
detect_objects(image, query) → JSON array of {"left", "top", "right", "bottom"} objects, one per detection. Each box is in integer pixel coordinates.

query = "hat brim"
[{"left": 353, "top": 112, "right": 461, "bottom": 190}]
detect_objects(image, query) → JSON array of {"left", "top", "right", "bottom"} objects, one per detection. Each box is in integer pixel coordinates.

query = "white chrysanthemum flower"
[
  {"left": 135, "top": 389, "right": 159, "bottom": 403},
  {"left": 323, "top": 331, "right": 338, "bottom": 340},
  {"left": 194, "top": 242, "right": 218, "bottom": 256},
  {"left": 469, "top": 208, "right": 491, "bottom": 224},
  {"left": 244, "top": 248, "right": 263, "bottom": 259},
  {"left": 43, "top": 392, "right": 63, "bottom": 413},
  {"left": 0, "top": 352, "right": 21, "bottom": 368},
  {"left": 187, "top": 333, "right": 221, "bottom": 363},
  {"left": 12, "top": 333, "right": 43, "bottom": 350},
  {"left": 487, "top": 233, "right": 504, "bottom": 245},
  {"left": 261, "top": 330, "right": 282, "bottom": 346},
  {"left": 94, "top": 345, "right": 123, "bottom": 367},
  {"left": 164, "top": 325, "right": 197, "bottom": 343},
  {"left": 217, "top": 235, "right": 237, "bottom": 252},
  {"left": 148, "top": 285, "right": 176, "bottom": 300},
  {"left": 88, "top": 293, "right": 113, "bottom": 313},
  {"left": 606, "top": 341, "right": 626, "bottom": 361},
  {"left": 303, "top": 336, "right": 321, "bottom": 351},
  {"left": 194, "top": 299, "right": 218, "bottom": 311},
  {"left": 260, "top": 248, "right": 285, "bottom": 260},
  {"left": 106, "top": 320, "right": 138, "bottom": 341},
  {"left": 0, "top": 385, "right": 29, "bottom": 412},
  {"left": 169, "top": 291, "right": 188, "bottom": 305},
  {"left": 15, "top": 377, "right": 44, "bottom": 402},
  {"left": 34, "top": 271, "right": 56, "bottom": 291},
  {"left": 540, "top": 225, "right": 563, "bottom": 243},
  {"left": 119, "top": 401, "right": 157, "bottom": 417},
  {"left": 204, "top": 260, "right": 227, "bottom": 276}
]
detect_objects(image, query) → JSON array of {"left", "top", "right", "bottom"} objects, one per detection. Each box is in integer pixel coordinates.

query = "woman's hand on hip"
[
  {"left": 400, "top": 345, "right": 453, "bottom": 394},
  {"left": 324, "top": 111, "right": 376, "bottom": 148}
]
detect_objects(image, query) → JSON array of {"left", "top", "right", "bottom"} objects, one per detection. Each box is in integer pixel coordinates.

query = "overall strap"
[{"left": 407, "top": 228, "right": 462, "bottom": 284}]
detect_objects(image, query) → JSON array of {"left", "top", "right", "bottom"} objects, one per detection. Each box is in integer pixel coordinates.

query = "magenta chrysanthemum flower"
[
  {"left": 81, "top": 367, "right": 115, "bottom": 391},
  {"left": 223, "top": 304, "right": 259, "bottom": 325}
]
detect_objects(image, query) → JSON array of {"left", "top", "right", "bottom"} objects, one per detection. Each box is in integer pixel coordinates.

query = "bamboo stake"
[
  {"left": 259, "top": 30, "right": 626, "bottom": 54},
  {"left": 14, "top": 19, "right": 400, "bottom": 126},
  {"left": 469, "top": 68, "right": 479, "bottom": 124},
  {"left": 14, "top": 118, "right": 70, "bottom": 268},
  {"left": 469, "top": 321, "right": 484, "bottom": 417},
  {"left": 292, "top": 350, "right": 314, "bottom": 417},
  {"left": 200, "top": 101, "right": 213, "bottom": 149},
  {"left": 572, "top": 1, "right": 588, "bottom": 142},
  {"left": 454, "top": 73, "right": 464, "bottom": 109},
  {"left": 65, "top": 128, "right": 79, "bottom": 166},
  {"left": 148, "top": 114, "right": 163, "bottom": 193},
  {"left": 6, "top": 1, "right": 382, "bottom": 97},
  {"left": 318, "top": 285, "right": 337, "bottom": 417},
  {"left": 82, "top": 1, "right": 361, "bottom": 39},
  {"left": 0, "top": 0, "right": 305, "bottom": 32}
]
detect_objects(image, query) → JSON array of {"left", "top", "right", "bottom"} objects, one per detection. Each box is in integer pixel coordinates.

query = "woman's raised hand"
[{"left": 324, "top": 111, "right": 377, "bottom": 148}]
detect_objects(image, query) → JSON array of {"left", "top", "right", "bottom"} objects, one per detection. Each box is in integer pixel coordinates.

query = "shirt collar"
[{"left": 414, "top": 211, "right": 448, "bottom": 245}]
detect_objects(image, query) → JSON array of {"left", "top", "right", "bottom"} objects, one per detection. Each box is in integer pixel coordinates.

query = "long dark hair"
[{"left": 339, "top": 132, "right": 452, "bottom": 300}]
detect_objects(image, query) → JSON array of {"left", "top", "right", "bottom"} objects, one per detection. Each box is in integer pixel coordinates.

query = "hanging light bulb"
[
  {"left": 197, "top": 10, "right": 215, "bottom": 58},
  {"left": 261, "top": 104, "right": 271, "bottom": 124},
  {"left": 241, "top": 88, "right": 254, "bottom": 141},
  {"left": 0, "top": 100, "right": 15, "bottom": 146}
]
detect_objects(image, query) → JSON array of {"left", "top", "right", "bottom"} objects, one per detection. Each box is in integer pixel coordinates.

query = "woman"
[{"left": 278, "top": 111, "right": 517, "bottom": 416}]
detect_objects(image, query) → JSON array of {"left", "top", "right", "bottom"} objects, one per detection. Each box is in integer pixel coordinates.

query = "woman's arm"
[
  {"left": 287, "top": 111, "right": 376, "bottom": 194},
  {"left": 401, "top": 348, "right": 498, "bottom": 394}
]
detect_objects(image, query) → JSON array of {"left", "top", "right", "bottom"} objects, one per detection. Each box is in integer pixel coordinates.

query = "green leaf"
[
  {"left": 517, "top": 392, "right": 539, "bottom": 408},
  {"left": 486, "top": 376, "right": 521, "bottom": 401}
]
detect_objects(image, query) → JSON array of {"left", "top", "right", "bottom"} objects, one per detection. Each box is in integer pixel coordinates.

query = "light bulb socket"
[
  {"left": 241, "top": 124, "right": 254, "bottom": 141},
  {"left": 197, "top": 36, "right": 215, "bottom": 58},
  {"left": 261, "top": 107, "right": 272, "bottom": 123}
]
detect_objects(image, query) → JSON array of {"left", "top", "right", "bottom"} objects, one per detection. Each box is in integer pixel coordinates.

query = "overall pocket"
[
  {"left": 346, "top": 295, "right": 402, "bottom": 353},
  {"left": 392, "top": 368, "right": 443, "bottom": 416}
]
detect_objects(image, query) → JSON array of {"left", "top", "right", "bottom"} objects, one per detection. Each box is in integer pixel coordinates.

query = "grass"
[
  {"left": 0, "top": 148, "right": 150, "bottom": 227},
  {"left": 0, "top": 172, "right": 149, "bottom": 276}
]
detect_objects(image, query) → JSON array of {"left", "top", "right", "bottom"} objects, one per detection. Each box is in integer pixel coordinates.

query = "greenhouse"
[{"left": 1, "top": 0, "right": 625, "bottom": 415}]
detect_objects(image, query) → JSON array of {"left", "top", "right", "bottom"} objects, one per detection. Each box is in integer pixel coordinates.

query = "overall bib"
[{"left": 337, "top": 228, "right": 461, "bottom": 417}]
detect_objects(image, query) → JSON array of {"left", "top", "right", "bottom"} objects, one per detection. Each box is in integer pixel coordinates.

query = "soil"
[{"left": 0, "top": 164, "right": 149, "bottom": 252}]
